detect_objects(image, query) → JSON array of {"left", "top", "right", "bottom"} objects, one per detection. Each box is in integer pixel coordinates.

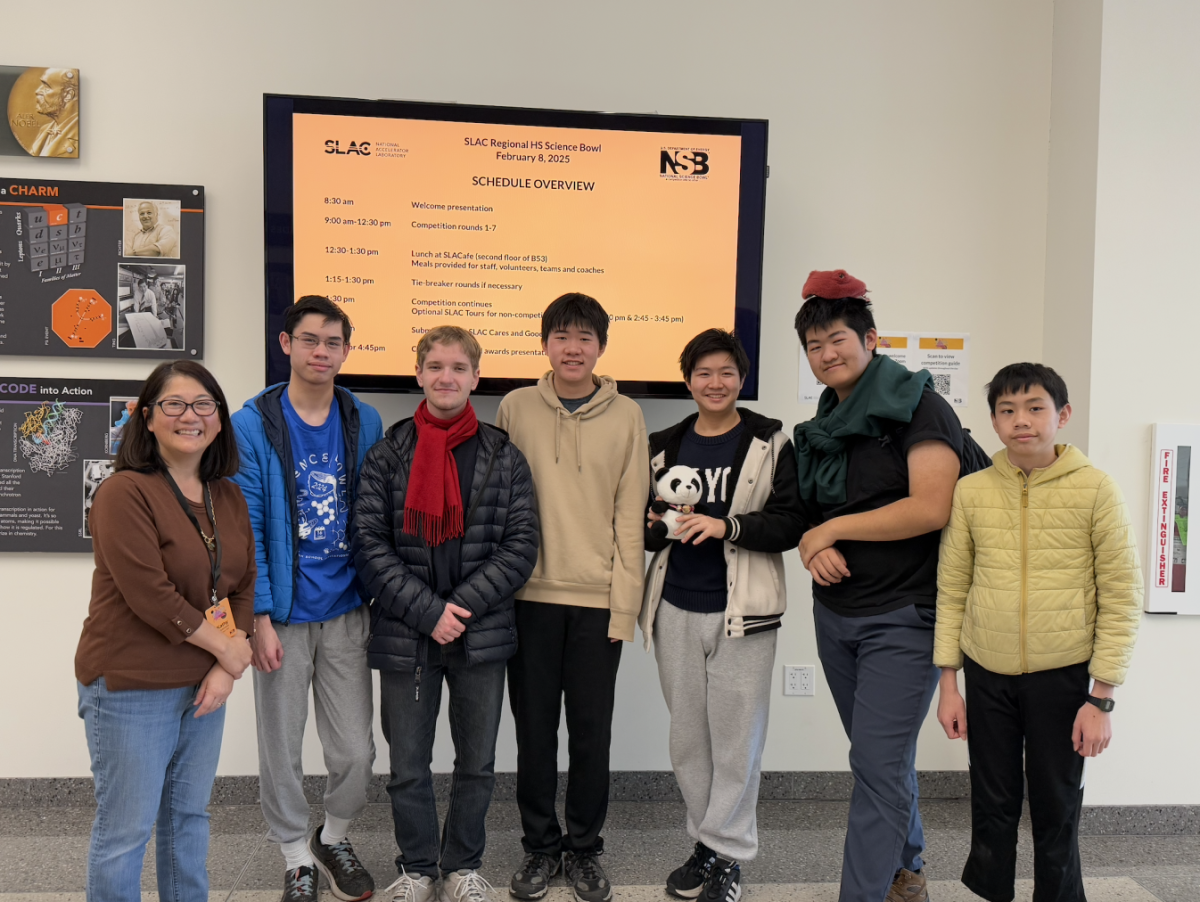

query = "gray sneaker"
[
  {"left": 442, "top": 869, "right": 496, "bottom": 902},
  {"left": 281, "top": 866, "right": 318, "bottom": 902},
  {"left": 510, "top": 851, "right": 561, "bottom": 900},
  {"left": 309, "top": 831, "right": 375, "bottom": 901},
  {"left": 563, "top": 850, "right": 613, "bottom": 902}
]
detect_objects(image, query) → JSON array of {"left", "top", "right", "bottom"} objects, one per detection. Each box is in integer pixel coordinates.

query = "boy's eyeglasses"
[
  {"left": 290, "top": 333, "right": 345, "bottom": 351},
  {"left": 156, "top": 399, "right": 220, "bottom": 417}
]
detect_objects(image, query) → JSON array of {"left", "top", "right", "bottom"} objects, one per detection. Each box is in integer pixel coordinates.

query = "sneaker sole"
[
  {"left": 311, "top": 857, "right": 373, "bottom": 902},
  {"left": 666, "top": 884, "right": 705, "bottom": 900},
  {"left": 570, "top": 889, "right": 613, "bottom": 902}
]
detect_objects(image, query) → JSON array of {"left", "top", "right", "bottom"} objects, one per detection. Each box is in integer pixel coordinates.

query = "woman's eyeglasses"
[{"left": 156, "top": 399, "right": 219, "bottom": 417}]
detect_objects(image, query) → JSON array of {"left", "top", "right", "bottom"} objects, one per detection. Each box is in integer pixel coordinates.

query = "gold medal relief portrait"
[{"left": 4, "top": 66, "right": 80, "bottom": 158}]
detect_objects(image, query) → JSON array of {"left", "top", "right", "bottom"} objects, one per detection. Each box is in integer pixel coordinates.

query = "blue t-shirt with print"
[{"left": 283, "top": 390, "right": 360, "bottom": 624}]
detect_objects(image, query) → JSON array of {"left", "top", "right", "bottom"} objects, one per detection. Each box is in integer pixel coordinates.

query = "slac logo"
[
  {"left": 660, "top": 149, "right": 710, "bottom": 179},
  {"left": 324, "top": 140, "right": 372, "bottom": 156}
]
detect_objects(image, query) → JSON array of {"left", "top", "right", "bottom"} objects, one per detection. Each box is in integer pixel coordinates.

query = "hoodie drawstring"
[
  {"left": 576, "top": 416, "right": 582, "bottom": 471},
  {"left": 555, "top": 407, "right": 563, "bottom": 464}
]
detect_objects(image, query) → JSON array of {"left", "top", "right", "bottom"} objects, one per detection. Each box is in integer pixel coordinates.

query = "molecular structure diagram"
[
  {"left": 19, "top": 401, "right": 84, "bottom": 476},
  {"left": 312, "top": 494, "right": 338, "bottom": 526}
]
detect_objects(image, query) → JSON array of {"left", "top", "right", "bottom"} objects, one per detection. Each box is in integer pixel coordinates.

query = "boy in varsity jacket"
[{"left": 641, "top": 329, "right": 805, "bottom": 902}]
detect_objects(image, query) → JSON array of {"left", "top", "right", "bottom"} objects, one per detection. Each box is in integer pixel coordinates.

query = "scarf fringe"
[{"left": 403, "top": 504, "right": 464, "bottom": 547}]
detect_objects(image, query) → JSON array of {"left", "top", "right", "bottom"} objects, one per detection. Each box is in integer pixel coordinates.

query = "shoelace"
[
  {"left": 448, "top": 871, "right": 495, "bottom": 902},
  {"left": 687, "top": 843, "right": 716, "bottom": 878},
  {"left": 704, "top": 862, "right": 739, "bottom": 902},
  {"left": 287, "top": 867, "right": 315, "bottom": 897},
  {"left": 382, "top": 869, "right": 430, "bottom": 902},
  {"left": 326, "top": 840, "right": 366, "bottom": 874},
  {"left": 524, "top": 852, "right": 556, "bottom": 876},
  {"left": 569, "top": 852, "right": 604, "bottom": 883}
]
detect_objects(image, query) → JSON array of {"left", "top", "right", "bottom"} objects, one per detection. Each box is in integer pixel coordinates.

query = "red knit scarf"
[{"left": 404, "top": 401, "right": 479, "bottom": 546}]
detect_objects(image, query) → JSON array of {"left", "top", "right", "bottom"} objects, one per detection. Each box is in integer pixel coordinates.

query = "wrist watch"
[{"left": 1085, "top": 695, "right": 1115, "bottom": 712}]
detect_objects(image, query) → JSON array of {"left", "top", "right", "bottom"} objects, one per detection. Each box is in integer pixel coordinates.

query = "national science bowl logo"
[{"left": 660, "top": 148, "right": 710, "bottom": 180}]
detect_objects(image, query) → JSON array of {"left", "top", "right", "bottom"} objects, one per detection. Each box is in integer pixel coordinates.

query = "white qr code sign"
[{"left": 798, "top": 331, "right": 970, "bottom": 407}]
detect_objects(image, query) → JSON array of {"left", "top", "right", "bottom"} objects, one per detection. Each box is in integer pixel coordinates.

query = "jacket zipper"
[{"left": 1020, "top": 477, "right": 1029, "bottom": 672}]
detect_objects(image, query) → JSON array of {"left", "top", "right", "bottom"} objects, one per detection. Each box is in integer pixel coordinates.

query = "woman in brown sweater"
[{"left": 75, "top": 361, "right": 255, "bottom": 902}]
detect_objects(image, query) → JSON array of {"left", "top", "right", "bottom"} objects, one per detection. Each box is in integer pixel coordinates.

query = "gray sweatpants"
[
  {"left": 254, "top": 604, "right": 375, "bottom": 846},
  {"left": 653, "top": 601, "right": 777, "bottom": 862}
]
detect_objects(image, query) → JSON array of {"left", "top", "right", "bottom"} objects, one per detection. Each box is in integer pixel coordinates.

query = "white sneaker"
[
  {"left": 442, "top": 869, "right": 497, "bottom": 902},
  {"left": 383, "top": 869, "right": 437, "bottom": 902}
]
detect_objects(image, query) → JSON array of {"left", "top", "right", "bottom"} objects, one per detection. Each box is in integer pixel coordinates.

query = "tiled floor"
[{"left": 3, "top": 800, "right": 1198, "bottom": 901}]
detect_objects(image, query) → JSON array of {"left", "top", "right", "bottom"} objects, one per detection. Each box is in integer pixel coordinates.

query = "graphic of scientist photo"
[
  {"left": 3, "top": 66, "right": 80, "bottom": 158},
  {"left": 123, "top": 199, "right": 181, "bottom": 258}
]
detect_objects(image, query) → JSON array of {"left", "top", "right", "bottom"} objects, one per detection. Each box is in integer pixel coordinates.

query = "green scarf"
[{"left": 794, "top": 355, "right": 933, "bottom": 507}]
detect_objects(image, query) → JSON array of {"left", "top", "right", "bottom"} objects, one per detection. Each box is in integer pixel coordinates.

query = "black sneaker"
[
  {"left": 309, "top": 830, "right": 376, "bottom": 901},
  {"left": 281, "top": 865, "right": 318, "bottom": 902},
  {"left": 563, "top": 850, "right": 613, "bottom": 902},
  {"left": 702, "top": 858, "right": 741, "bottom": 902},
  {"left": 510, "top": 851, "right": 561, "bottom": 900},
  {"left": 666, "top": 841, "right": 718, "bottom": 899}
]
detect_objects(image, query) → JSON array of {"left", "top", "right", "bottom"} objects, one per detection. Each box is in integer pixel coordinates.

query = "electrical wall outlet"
[{"left": 783, "top": 664, "right": 816, "bottom": 696}]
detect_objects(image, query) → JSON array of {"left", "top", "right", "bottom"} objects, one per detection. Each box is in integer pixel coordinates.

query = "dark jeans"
[
  {"left": 379, "top": 640, "right": 506, "bottom": 878},
  {"left": 508, "top": 600, "right": 622, "bottom": 856},
  {"left": 814, "top": 601, "right": 940, "bottom": 902},
  {"left": 962, "top": 656, "right": 1089, "bottom": 902}
]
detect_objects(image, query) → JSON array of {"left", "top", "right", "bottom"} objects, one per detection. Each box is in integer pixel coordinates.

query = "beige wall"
[
  {"left": 1081, "top": 0, "right": 1200, "bottom": 805},
  {"left": 2, "top": 0, "right": 1055, "bottom": 781}
]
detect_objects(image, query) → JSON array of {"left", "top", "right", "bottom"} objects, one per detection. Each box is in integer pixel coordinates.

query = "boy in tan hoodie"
[
  {"left": 497, "top": 292, "right": 649, "bottom": 902},
  {"left": 935, "top": 363, "right": 1142, "bottom": 902}
]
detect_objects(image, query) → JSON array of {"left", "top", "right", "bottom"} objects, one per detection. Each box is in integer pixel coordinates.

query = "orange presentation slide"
[{"left": 292, "top": 113, "right": 743, "bottom": 381}]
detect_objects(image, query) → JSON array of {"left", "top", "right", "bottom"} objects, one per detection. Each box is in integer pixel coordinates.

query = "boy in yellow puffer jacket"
[{"left": 934, "top": 363, "right": 1142, "bottom": 902}]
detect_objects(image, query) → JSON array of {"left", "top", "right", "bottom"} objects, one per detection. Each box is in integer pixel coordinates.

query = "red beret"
[{"left": 802, "top": 269, "right": 868, "bottom": 300}]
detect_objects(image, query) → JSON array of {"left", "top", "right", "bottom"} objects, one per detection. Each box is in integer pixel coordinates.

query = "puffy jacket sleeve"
[
  {"left": 1089, "top": 476, "right": 1143, "bottom": 686},
  {"left": 351, "top": 441, "right": 444, "bottom": 636},
  {"left": 729, "top": 436, "right": 807, "bottom": 552},
  {"left": 231, "top": 412, "right": 273, "bottom": 616},
  {"left": 449, "top": 444, "right": 540, "bottom": 618},
  {"left": 934, "top": 483, "right": 975, "bottom": 670}
]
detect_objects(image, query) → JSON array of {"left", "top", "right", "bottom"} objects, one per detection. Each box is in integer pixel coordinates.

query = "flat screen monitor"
[{"left": 264, "top": 94, "right": 769, "bottom": 398}]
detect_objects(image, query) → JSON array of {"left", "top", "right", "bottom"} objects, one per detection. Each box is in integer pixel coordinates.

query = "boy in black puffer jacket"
[{"left": 351, "top": 326, "right": 538, "bottom": 902}]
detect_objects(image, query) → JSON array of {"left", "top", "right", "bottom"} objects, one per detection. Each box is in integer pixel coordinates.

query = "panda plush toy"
[{"left": 649, "top": 465, "right": 709, "bottom": 541}]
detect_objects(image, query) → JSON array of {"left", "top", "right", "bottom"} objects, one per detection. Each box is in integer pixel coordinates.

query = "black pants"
[
  {"left": 507, "top": 600, "right": 622, "bottom": 856},
  {"left": 962, "top": 656, "right": 1089, "bottom": 902}
]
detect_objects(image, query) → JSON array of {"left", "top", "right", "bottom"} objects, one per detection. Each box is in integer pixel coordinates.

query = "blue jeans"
[
  {"left": 379, "top": 641, "right": 507, "bottom": 878},
  {"left": 77, "top": 677, "right": 225, "bottom": 902},
  {"left": 814, "top": 602, "right": 939, "bottom": 902}
]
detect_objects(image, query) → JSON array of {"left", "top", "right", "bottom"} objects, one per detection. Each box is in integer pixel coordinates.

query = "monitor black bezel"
[{"left": 264, "top": 93, "right": 768, "bottom": 399}]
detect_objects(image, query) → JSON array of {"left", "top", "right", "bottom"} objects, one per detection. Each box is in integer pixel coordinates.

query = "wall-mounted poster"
[
  {"left": 799, "top": 331, "right": 971, "bottom": 407},
  {"left": 0, "top": 177, "right": 204, "bottom": 358},
  {"left": 0, "top": 67, "right": 79, "bottom": 158},
  {"left": 1146, "top": 423, "right": 1197, "bottom": 614},
  {"left": 0, "top": 376, "right": 144, "bottom": 552}
]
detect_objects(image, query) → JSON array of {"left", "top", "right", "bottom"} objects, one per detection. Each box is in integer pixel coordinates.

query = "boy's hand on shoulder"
[
  {"left": 806, "top": 547, "right": 850, "bottom": 586},
  {"left": 1073, "top": 703, "right": 1113, "bottom": 757}
]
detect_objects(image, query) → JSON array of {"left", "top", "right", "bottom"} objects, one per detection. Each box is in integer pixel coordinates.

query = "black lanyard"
[{"left": 163, "top": 471, "right": 222, "bottom": 605}]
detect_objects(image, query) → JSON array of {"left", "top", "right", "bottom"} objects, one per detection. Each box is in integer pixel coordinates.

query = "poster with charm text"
[{"left": 0, "top": 177, "right": 204, "bottom": 358}]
